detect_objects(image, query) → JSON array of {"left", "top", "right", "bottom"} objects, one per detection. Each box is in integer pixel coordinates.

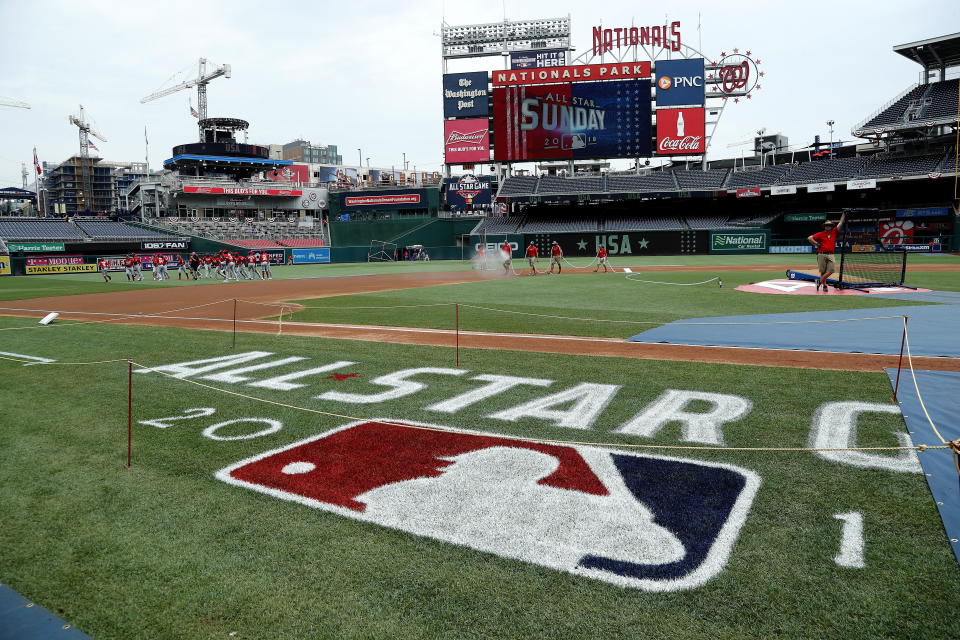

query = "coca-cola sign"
[
  {"left": 444, "top": 118, "right": 490, "bottom": 164},
  {"left": 656, "top": 107, "right": 705, "bottom": 155}
]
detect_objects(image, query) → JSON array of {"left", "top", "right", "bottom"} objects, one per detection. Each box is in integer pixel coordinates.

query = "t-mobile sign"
[{"left": 656, "top": 107, "right": 705, "bottom": 155}]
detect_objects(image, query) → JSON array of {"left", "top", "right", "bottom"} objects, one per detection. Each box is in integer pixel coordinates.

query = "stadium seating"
[
  {"left": 604, "top": 216, "right": 684, "bottom": 231},
  {"left": 74, "top": 220, "right": 179, "bottom": 240},
  {"left": 725, "top": 164, "right": 794, "bottom": 188},
  {"left": 727, "top": 213, "right": 781, "bottom": 226},
  {"left": 497, "top": 176, "right": 539, "bottom": 197},
  {"left": 473, "top": 217, "right": 523, "bottom": 235},
  {"left": 918, "top": 79, "right": 959, "bottom": 121},
  {"left": 0, "top": 218, "right": 86, "bottom": 241},
  {"left": 230, "top": 239, "right": 285, "bottom": 249},
  {"left": 777, "top": 157, "right": 867, "bottom": 184},
  {"left": 685, "top": 215, "right": 734, "bottom": 230},
  {"left": 673, "top": 168, "right": 730, "bottom": 190},
  {"left": 158, "top": 218, "right": 327, "bottom": 245},
  {"left": 859, "top": 84, "right": 927, "bottom": 130},
  {"left": 536, "top": 176, "right": 605, "bottom": 195},
  {"left": 276, "top": 238, "right": 326, "bottom": 247},
  {"left": 607, "top": 172, "right": 677, "bottom": 193},
  {"left": 521, "top": 217, "right": 599, "bottom": 233},
  {"left": 858, "top": 153, "right": 943, "bottom": 178},
  {"left": 937, "top": 149, "right": 959, "bottom": 173}
]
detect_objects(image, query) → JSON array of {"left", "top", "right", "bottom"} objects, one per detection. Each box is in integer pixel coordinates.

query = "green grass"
[
  {"left": 1, "top": 319, "right": 958, "bottom": 639},
  {"left": 280, "top": 267, "right": 959, "bottom": 338}
]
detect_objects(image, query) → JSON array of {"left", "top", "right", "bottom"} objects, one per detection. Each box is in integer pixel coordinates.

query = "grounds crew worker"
[{"left": 807, "top": 212, "right": 847, "bottom": 292}]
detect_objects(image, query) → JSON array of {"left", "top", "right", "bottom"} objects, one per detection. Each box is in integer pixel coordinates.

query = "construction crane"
[
  {"left": 0, "top": 96, "right": 31, "bottom": 109},
  {"left": 68, "top": 105, "right": 108, "bottom": 214},
  {"left": 140, "top": 57, "right": 231, "bottom": 141}
]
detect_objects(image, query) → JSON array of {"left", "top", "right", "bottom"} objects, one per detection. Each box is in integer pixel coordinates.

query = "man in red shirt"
[
  {"left": 525, "top": 242, "right": 538, "bottom": 275},
  {"left": 594, "top": 246, "right": 610, "bottom": 273},
  {"left": 807, "top": 212, "right": 847, "bottom": 291},
  {"left": 123, "top": 254, "right": 135, "bottom": 281},
  {"left": 500, "top": 241, "right": 513, "bottom": 274},
  {"left": 548, "top": 241, "right": 563, "bottom": 274},
  {"left": 98, "top": 258, "right": 111, "bottom": 282},
  {"left": 203, "top": 254, "right": 213, "bottom": 279}
]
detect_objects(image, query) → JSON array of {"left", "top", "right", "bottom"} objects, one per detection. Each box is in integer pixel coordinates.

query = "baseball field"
[{"left": 2, "top": 254, "right": 959, "bottom": 639}]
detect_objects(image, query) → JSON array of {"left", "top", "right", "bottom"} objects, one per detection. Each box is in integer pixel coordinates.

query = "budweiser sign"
[
  {"left": 656, "top": 107, "right": 705, "bottom": 155},
  {"left": 446, "top": 129, "right": 487, "bottom": 144},
  {"left": 444, "top": 119, "right": 490, "bottom": 164}
]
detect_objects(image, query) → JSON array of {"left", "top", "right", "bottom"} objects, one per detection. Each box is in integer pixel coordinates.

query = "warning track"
[{"left": 2, "top": 267, "right": 960, "bottom": 372}]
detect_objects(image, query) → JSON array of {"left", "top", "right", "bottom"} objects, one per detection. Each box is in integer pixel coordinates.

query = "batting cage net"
[{"left": 838, "top": 209, "right": 908, "bottom": 290}]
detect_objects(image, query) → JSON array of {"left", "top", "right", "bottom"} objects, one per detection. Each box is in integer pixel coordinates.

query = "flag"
[
  {"left": 33, "top": 147, "right": 41, "bottom": 176},
  {"left": 190, "top": 105, "right": 199, "bottom": 119},
  {"left": 86, "top": 140, "right": 99, "bottom": 152}
]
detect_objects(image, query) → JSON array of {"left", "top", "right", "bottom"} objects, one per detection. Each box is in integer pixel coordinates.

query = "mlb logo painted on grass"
[{"left": 216, "top": 420, "right": 760, "bottom": 591}]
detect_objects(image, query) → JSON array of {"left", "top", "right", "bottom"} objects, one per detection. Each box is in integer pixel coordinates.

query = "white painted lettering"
[
  {"left": 808, "top": 402, "right": 920, "bottom": 473},
  {"left": 488, "top": 383, "right": 621, "bottom": 430},
  {"left": 134, "top": 351, "right": 273, "bottom": 379},
  {"left": 248, "top": 361, "right": 357, "bottom": 391},
  {"left": 317, "top": 367, "right": 468, "bottom": 404},
  {"left": 203, "top": 418, "right": 283, "bottom": 441},
  {"left": 615, "top": 390, "right": 752, "bottom": 445},
  {"left": 426, "top": 374, "right": 553, "bottom": 414},
  {"left": 202, "top": 357, "right": 308, "bottom": 384}
]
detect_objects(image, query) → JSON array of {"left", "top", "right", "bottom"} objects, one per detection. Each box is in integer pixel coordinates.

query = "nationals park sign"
[{"left": 710, "top": 231, "right": 769, "bottom": 254}]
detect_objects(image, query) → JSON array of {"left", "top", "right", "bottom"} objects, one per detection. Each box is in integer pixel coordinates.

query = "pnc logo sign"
[{"left": 655, "top": 58, "right": 705, "bottom": 106}]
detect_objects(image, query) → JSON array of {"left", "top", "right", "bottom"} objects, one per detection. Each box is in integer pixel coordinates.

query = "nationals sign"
[
  {"left": 444, "top": 119, "right": 491, "bottom": 164},
  {"left": 182, "top": 186, "right": 302, "bottom": 196},
  {"left": 494, "top": 79, "right": 652, "bottom": 162},
  {"left": 493, "top": 62, "right": 650, "bottom": 87},
  {"left": 656, "top": 107, "right": 705, "bottom": 155}
]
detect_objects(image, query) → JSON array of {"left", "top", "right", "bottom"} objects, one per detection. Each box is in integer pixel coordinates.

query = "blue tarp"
[
  {"left": 628, "top": 303, "right": 960, "bottom": 358},
  {"left": 885, "top": 369, "right": 960, "bottom": 564},
  {"left": 0, "top": 585, "right": 91, "bottom": 639}
]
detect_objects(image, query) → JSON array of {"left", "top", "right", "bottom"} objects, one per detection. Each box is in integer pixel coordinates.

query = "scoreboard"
[{"left": 493, "top": 79, "right": 652, "bottom": 162}]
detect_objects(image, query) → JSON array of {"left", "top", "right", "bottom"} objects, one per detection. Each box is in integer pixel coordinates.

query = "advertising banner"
[
  {"left": 142, "top": 240, "right": 188, "bottom": 251},
  {"left": 887, "top": 243, "right": 937, "bottom": 252},
  {"left": 784, "top": 213, "right": 826, "bottom": 222},
  {"left": 344, "top": 193, "right": 422, "bottom": 207},
  {"left": 443, "top": 71, "right": 490, "bottom": 118},
  {"left": 510, "top": 49, "right": 566, "bottom": 69},
  {"left": 6, "top": 242, "right": 65, "bottom": 252},
  {"left": 292, "top": 248, "right": 330, "bottom": 264},
  {"left": 0, "top": 255, "right": 9, "bottom": 276},
  {"left": 445, "top": 175, "right": 493, "bottom": 211},
  {"left": 880, "top": 221, "right": 914, "bottom": 245},
  {"left": 522, "top": 231, "right": 706, "bottom": 257},
  {"left": 710, "top": 231, "right": 769, "bottom": 253},
  {"left": 183, "top": 186, "right": 302, "bottom": 196},
  {"left": 265, "top": 164, "right": 311, "bottom": 184},
  {"left": 735, "top": 188, "right": 762, "bottom": 198},
  {"left": 25, "top": 255, "right": 85, "bottom": 267},
  {"left": 846, "top": 179, "right": 877, "bottom": 190},
  {"left": 443, "top": 119, "right": 491, "bottom": 164},
  {"left": 25, "top": 264, "right": 97, "bottom": 275},
  {"left": 769, "top": 245, "right": 813, "bottom": 254},
  {"left": 654, "top": 58, "right": 705, "bottom": 106},
  {"left": 493, "top": 62, "right": 651, "bottom": 87},
  {"left": 806, "top": 182, "right": 835, "bottom": 193},
  {"left": 656, "top": 107, "right": 705, "bottom": 155},
  {"left": 771, "top": 185, "right": 797, "bottom": 196},
  {"left": 493, "top": 79, "right": 652, "bottom": 161},
  {"left": 896, "top": 206, "right": 951, "bottom": 218}
]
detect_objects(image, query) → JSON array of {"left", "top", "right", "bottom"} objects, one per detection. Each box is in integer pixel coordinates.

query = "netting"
[
  {"left": 367, "top": 240, "right": 396, "bottom": 262},
  {"left": 839, "top": 209, "right": 907, "bottom": 289}
]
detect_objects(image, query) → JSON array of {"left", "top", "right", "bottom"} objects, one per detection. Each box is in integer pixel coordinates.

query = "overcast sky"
[{"left": 0, "top": 0, "right": 952, "bottom": 187}]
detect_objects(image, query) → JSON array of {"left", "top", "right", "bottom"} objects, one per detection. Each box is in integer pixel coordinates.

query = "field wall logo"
[{"left": 217, "top": 420, "right": 760, "bottom": 591}]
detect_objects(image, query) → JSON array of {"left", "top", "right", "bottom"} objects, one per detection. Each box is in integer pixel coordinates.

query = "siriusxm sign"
[
  {"left": 655, "top": 58, "right": 705, "bottom": 106},
  {"left": 443, "top": 71, "right": 490, "bottom": 118}
]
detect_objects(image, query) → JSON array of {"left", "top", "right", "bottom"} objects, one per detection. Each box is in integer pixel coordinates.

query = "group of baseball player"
[
  {"left": 98, "top": 250, "right": 275, "bottom": 283},
  {"left": 497, "top": 241, "right": 612, "bottom": 275}
]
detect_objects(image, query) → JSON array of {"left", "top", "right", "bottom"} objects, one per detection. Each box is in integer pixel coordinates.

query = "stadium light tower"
[{"left": 827, "top": 120, "right": 835, "bottom": 156}]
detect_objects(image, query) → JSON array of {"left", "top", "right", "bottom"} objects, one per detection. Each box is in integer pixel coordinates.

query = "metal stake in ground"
[
  {"left": 455, "top": 302, "right": 460, "bottom": 368},
  {"left": 892, "top": 315, "right": 909, "bottom": 403},
  {"left": 232, "top": 299, "right": 237, "bottom": 349},
  {"left": 126, "top": 359, "right": 133, "bottom": 469}
]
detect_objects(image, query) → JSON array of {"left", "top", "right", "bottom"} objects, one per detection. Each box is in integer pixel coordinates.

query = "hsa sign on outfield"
[{"left": 710, "top": 231, "right": 769, "bottom": 254}]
